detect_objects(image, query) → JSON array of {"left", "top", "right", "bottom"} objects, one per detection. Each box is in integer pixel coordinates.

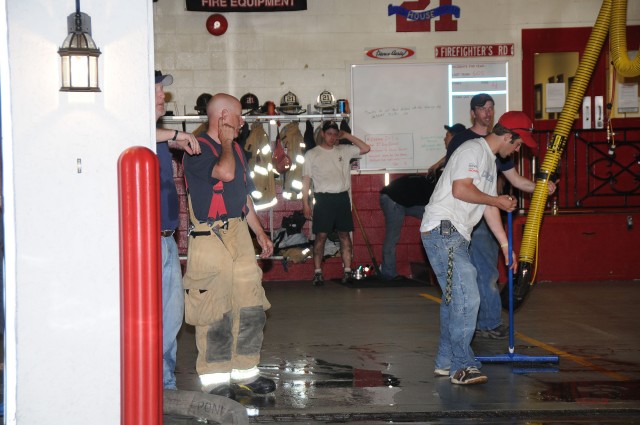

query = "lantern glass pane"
[
  {"left": 61, "top": 55, "right": 71, "bottom": 88},
  {"left": 89, "top": 56, "right": 98, "bottom": 88},
  {"left": 70, "top": 54, "right": 89, "bottom": 88}
]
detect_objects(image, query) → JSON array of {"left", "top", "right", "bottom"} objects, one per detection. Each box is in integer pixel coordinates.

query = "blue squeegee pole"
[
  {"left": 508, "top": 211, "right": 514, "bottom": 354},
  {"left": 475, "top": 211, "right": 559, "bottom": 365}
]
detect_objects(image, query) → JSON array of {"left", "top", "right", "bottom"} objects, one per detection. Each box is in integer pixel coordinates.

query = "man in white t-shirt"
[
  {"left": 420, "top": 111, "right": 536, "bottom": 385},
  {"left": 302, "top": 121, "right": 371, "bottom": 286}
]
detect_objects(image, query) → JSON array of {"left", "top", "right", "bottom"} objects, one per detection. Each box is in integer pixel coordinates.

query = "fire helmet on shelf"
[
  {"left": 277, "top": 91, "right": 306, "bottom": 115},
  {"left": 261, "top": 100, "right": 277, "bottom": 116},
  {"left": 315, "top": 90, "right": 336, "bottom": 113},
  {"left": 240, "top": 92, "right": 261, "bottom": 115},
  {"left": 195, "top": 93, "right": 212, "bottom": 115}
]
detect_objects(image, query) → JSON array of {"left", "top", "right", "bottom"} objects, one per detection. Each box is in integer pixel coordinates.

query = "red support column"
[{"left": 118, "top": 146, "right": 162, "bottom": 425}]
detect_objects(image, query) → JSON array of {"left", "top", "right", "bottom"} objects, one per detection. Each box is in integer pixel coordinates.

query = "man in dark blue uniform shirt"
[{"left": 154, "top": 70, "right": 200, "bottom": 389}]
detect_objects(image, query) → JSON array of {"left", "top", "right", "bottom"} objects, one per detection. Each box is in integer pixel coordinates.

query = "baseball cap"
[
  {"left": 497, "top": 111, "right": 537, "bottom": 148},
  {"left": 322, "top": 121, "right": 339, "bottom": 132},
  {"left": 155, "top": 70, "right": 173, "bottom": 86},
  {"left": 470, "top": 93, "right": 494, "bottom": 109},
  {"left": 444, "top": 123, "right": 466, "bottom": 135}
]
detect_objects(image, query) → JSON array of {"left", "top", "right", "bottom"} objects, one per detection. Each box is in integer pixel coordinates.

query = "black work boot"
[
  {"left": 233, "top": 376, "right": 276, "bottom": 395},
  {"left": 207, "top": 383, "right": 236, "bottom": 400}
]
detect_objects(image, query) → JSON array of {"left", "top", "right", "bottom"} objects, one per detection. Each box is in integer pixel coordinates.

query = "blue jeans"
[
  {"left": 469, "top": 219, "right": 502, "bottom": 331},
  {"left": 161, "top": 235, "right": 184, "bottom": 389},
  {"left": 1, "top": 214, "right": 4, "bottom": 334},
  {"left": 380, "top": 194, "right": 425, "bottom": 279},
  {"left": 422, "top": 228, "right": 481, "bottom": 373}
]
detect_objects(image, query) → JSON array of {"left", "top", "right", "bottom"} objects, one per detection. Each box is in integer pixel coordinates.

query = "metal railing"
[{"left": 530, "top": 127, "right": 640, "bottom": 210}]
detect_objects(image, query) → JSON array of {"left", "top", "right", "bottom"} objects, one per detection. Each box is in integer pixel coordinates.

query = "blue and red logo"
[{"left": 388, "top": 1, "right": 460, "bottom": 32}]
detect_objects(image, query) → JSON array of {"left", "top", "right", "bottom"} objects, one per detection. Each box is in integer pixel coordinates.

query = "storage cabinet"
[{"left": 505, "top": 211, "right": 640, "bottom": 282}]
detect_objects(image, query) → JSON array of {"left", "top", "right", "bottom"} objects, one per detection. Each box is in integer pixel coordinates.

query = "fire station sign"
[
  {"left": 435, "top": 44, "right": 514, "bottom": 58},
  {"left": 187, "top": 0, "right": 307, "bottom": 12}
]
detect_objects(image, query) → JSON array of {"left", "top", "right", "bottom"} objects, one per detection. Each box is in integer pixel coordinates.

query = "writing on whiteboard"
[
  {"left": 451, "top": 63, "right": 507, "bottom": 78},
  {"left": 362, "top": 104, "right": 441, "bottom": 120},
  {"left": 364, "top": 133, "right": 414, "bottom": 169}
]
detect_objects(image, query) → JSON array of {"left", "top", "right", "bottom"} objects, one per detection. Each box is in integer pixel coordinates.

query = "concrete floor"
[{"left": 165, "top": 279, "right": 640, "bottom": 424}]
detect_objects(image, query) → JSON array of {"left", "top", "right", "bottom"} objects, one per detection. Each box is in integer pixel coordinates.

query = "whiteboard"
[
  {"left": 351, "top": 63, "right": 449, "bottom": 172},
  {"left": 351, "top": 62, "right": 508, "bottom": 173}
]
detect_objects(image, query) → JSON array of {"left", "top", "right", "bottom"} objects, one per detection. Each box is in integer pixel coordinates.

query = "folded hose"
[
  {"left": 510, "top": 0, "right": 640, "bottom": 309},
  {"left": 163, "top": 390, "right": 249, "bottom": 425}
]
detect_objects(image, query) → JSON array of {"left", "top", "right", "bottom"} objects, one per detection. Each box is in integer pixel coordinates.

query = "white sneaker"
[{"left": 434, "top": 368, "right": 450, "bottom": 377}]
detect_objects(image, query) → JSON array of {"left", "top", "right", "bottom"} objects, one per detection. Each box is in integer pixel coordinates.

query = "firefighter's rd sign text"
[{"left": 435, "top": 44, "right": 514, "bottom": 58}]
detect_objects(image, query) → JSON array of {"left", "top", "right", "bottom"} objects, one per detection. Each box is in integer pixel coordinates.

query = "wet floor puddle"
[
  {"left": 268, "top": 357, "right": 400, "bottom": 388},
  {"left": 537, "top": 380, "right": 640, "bottom": 403},
  {"left": 230, "top": 358, "right": 401, "bottom": 410}
]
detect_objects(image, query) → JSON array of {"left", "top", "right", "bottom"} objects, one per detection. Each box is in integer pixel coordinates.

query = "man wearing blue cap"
[{"left": 154, "top": 70, "right": 200, "bottom": 390}]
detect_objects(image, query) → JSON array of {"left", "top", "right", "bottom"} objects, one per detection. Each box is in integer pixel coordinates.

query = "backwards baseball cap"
[
  {"left": 497, "top": 111, "right": 536, "bottom": 148},
  {"left": 155, "top": 70, "right": 173, "bottom": 86},
  {"left": 470, "top": 93, "right": 494, "bottom": 109},
  {"left": 444, "top": 123, "right": 466, "bottom": 135},
  {"left": 322, "top": 121, "right": 339, "bottom": 132}
]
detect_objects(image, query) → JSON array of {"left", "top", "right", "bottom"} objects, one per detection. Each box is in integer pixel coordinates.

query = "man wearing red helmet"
[
  {"left": 445, "top": 95, "right": 556, "bottom": 341},
  {"left": 421, "top": 111, "right": 535, "bottom": 385}
]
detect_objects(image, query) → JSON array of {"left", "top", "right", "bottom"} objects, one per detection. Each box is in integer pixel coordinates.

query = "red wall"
[
  {"left": 500, "top": 211, "right": 640, "bottom": 283},
  {"left": 252, "top": 173, "right": 429, "bottom": 282}
]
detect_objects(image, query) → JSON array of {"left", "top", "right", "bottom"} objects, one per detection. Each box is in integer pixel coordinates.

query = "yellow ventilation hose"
[
  {"left": 610, "top": 0, "right": 640, "bottom": 77},
  {"left": 512, "top": 0, "right": 640, "bottom": 308}
]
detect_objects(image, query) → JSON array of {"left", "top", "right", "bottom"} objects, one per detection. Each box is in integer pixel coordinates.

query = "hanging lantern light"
[{"left": 58, "top": 0, "right": 101, "bottom": 92}]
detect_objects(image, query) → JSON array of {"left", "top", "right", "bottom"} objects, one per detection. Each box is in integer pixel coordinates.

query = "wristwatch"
[{"left": 170, "top": 130, "right": 178, "bottom": 141}]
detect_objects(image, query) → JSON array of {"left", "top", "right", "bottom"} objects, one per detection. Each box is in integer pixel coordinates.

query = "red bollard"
[{"left": 118, "top": 146, "right": 162, "bottom": 425}]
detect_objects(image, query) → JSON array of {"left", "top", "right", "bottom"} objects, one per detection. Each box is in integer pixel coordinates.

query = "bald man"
[{"left": 182, "top": 93, "right": 275, "bottom": 399}]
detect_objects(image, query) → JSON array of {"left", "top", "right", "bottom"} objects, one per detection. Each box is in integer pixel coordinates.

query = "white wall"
[
  {"left": 2, "top": 0, "right": 155, "bottom": 423},
  {"left": 153, "top": 0, "right": 639, "bottom": 114}
]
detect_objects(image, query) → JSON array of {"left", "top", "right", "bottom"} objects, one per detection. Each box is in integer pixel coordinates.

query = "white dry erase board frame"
[{"left": 350, "top": 62, "right": 509, "bottom": 173}]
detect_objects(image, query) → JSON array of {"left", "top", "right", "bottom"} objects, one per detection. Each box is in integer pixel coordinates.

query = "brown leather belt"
[{"left": 161, "top": 230, "right": 175, "bottom": 237}]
